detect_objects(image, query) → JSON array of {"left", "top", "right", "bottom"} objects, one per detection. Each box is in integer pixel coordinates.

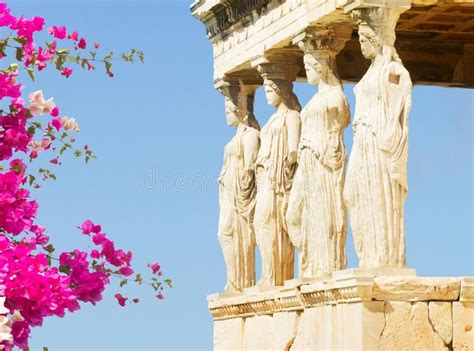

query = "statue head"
[
  {"left": 351, "top": 7, "right": 402, "bottom": 62},
  {"left": 303, "top": 53, "right": 337, "bottom": 85},
  {"left": 221, "top": 84, "right": 260, "bottom": 130},
  {"left": 263, "top": 78, "right": 301, "bottom": 111},
  {"left": 358, "top": 26, "right": 382, "bottom": 60},
  {"left": 296, "top": 27, "right": 348, "bottom": 86}
]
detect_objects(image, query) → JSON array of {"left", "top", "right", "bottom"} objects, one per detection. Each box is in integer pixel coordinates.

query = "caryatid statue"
[
  {"left": 344, "top": 7, "right": 413, "bottom": 268},
  {"left": 217, "top": 80, "right": 261, "bottom": 292},
  {"left": 252, "top": 57, "right": 301, "bottom": 287},
  {"left": 287, "top": 28, "right": 351, "bottom": 279}
]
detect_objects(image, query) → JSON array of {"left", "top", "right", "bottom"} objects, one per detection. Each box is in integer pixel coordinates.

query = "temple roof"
[{"left": 191, "top": 0, "right": 474, "bottom": 87}]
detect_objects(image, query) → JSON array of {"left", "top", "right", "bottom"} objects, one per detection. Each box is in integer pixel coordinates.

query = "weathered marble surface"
[
  {"left": 253, "top": 59, "right": 301, "bottom": 287},
  {"left": 210, "top": 274, "right": 474, "bottom": 350},
  {"left": 217, "top": 82, "right": 260, "bottom": 292},
  {"left": 287, "top": 28, "right": 350, "bottom": 279},
  {"left": 344, "top": 6, "right": 413, "bottom": 269}
]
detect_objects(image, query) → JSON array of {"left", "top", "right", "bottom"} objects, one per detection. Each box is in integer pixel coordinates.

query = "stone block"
[
  {"left": 272, "top": 311, "right": 300, "bottom": 350},
  {"left": 242, "top": 315, "right": 273, "bottom": 350},
  {"left": 373, "top": 277, "right": 461, "bottom": 301},
  {"left": 380, "top": 301, "right": 448, "bottom": 350},
  {"left": 429, "top": 301, "right": 453, "bottom": 346},
  {"left": 214, "top": 318, "right": 244, "bottom": 351},
  {"left": 453, "top": 302, "right": 474, "bottom": 351}
]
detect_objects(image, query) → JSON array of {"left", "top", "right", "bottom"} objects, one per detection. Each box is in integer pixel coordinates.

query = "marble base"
[{"left": 209, "top": 273, "right": 474, "bottom": 350}]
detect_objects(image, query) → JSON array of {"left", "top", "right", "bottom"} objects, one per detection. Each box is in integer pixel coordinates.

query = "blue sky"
[{"left": 5, "top": 0, "right": 474, "bottom": 350}]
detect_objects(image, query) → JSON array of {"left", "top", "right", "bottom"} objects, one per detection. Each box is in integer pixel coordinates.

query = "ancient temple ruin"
[{"left": 191, "top": 0, "right": 473, "bottom": 349}]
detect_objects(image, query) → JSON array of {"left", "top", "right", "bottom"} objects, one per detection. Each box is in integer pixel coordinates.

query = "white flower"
[
  {"left": 0, "top": 298, "right": 12, "bottom": 345},
  {"left": 61, "top": 116, "right": 80, "bottom": 132},
  {"left": 28, "top": 90, "right": 56, "bottom": 116}
]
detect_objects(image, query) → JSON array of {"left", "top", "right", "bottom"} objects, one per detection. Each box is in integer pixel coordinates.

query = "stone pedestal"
[{"left": 208, "top": 272, "right": 474, "bottom": 350}]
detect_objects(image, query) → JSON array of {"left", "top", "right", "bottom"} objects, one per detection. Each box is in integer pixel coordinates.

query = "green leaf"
[
  {"left": 29, "top": 175, "right": 36, "bottom": 186},
  {"left": 27, "top": 68, "right": 35, "bottom": 81},
  {"left": 49, "top": 173, "right": 57, "bottom": 181},
  {"left": 74, "top": 150, "right": 83, "bottom": 157},
  {"left": 105, "top": 61, "right": 112, "bottom": 73},
  {"left": 15, "top": 47, "right": 24, "bottom": 61},
  {"left": 56, "top": 48, "right": 70, "bottom": 55},
  {"left": 59, "top": 264, "right": 71, "bottom": 275},
  {"left": 164, "top": 279, "right": 173, "bottom": 288},
  {"left": 13, "top": 36, "right": 27, "bottom": 44},
  {"left": 9, "top": 63, "right": 19, "bottom": 72},
  {"left": 43, "top": 347, "right": 49, "bottom": 351},
  {"left": 44, "top": 244, "right": 55, "bottom": 254},
  {"left": 120, "top": 279, "right": 128, "bottom": 288},
  {"left": 138, "top": 51, "right": 145, "bottom": 63},
  {"left": 27, "top": 125, "right": 36, "bottom": 136},
  {"left": 134, "top": 274, "right": 143, "bottom": 284}
]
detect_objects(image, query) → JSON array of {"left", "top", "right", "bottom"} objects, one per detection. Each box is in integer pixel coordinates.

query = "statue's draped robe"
[
  {"left": 287, "top": 87, "right": 349, "bottom": 278},
  {"left": 344, "top": 59, "right": 412, "bottom": 268},
  {"left": 255, "top": 112, "right": 296, "bottom": 286},
  {"left": 218, "top": 126, "right": 259, "bottom": 291}
]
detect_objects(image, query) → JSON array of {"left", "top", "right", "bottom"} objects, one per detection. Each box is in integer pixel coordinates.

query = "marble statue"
[
  {"left": 217, "top": 83, "right": 260, "bottom": 292},
  {"left": 344, "top": 7, "right": 413, "bottom": 268},
  {"left": 287, "top": 29, "right": 350, "bottom": 279},
  {"left": 254, "top": 62, "right": 301, "bottom": 287}
]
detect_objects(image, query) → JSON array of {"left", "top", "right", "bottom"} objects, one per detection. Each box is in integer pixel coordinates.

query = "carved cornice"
[
  {"left": 208, "top": 273, "right": 468, "bottom": 321},
  {"left": 194, "top": 0, "right": 273, "bottom": 39}
]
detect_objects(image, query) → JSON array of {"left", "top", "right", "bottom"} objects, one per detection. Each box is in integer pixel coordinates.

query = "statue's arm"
[
  {"left": 242, "top": 129, "right": 260, "bottom": 173},
  {"left": 327, "top": 90, "right": 349, "bottom": 130},
  {"left": 382, "top": 62, "right": 412, "bottom": 154},
  {"left": 286, "top": 110, "right": 301, "bottom": 164}
]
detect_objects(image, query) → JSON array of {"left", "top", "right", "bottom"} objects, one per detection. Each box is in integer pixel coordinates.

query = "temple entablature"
[{"left": 191, "top": 0, "right": 474, "bottom": 87}]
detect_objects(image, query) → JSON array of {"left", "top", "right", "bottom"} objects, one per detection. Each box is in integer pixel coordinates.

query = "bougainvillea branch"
[{"left": 0, "top": 3, "right": 169, "bottom": 349}]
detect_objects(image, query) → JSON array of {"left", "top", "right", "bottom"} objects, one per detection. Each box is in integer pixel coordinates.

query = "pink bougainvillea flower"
[
  {"left": 61, "top": 67, "right": 73, "bottom": 78},
  {"left": 107, "top": 71, "right": 114, "bottom": 78},
  {"left": 49, "top": 158, "right": 58, "bottom": 164},
  {"left": 78, "top": 37, "right": 87, "bottom": 49},
  {"left": 47, "top": 25, "right": 67, "bottom": 39},
  {"left": 51, "top": 118, "right": 62, "bottom": 131},
  {"left": 51, "top": 106, "right": 59, "bottom": 117},
  {"left": 148, "top": 262, "right": 161, "bottom": 274},
  {"left": 28, "top": 91, "right": 56, "bottom": 116},
  {"left": 114, "top": 294, "right": 127, "bottom": 307},
  {"left": 68, "top": 30, "right": 78, "bottom": 41},
  {"left": 80, "top": 219, "right": 94, "bottom": 235},
  {"left": 119, "top": 266, "right": 134, "bottom": 277},
  {"left": 132, "top": 298, "right": 139, "bottom": 303},
  {"left": 156, "top": 293, "right": 165, "bottom": 300},
  {"left": 85, "top": 61, "right": 95, "bottom": 71},
  {"left": 94, "top": 42, "right": 100, "bottom": 49},
  {"left": 29, "top": 150, "right": 38, "bottom": 160},
  {"left": 90, "top": 249, "right": 101, "bottom": 259},
  {"left": 92, "top": 233, "right": 106, "bottom": 245}
]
